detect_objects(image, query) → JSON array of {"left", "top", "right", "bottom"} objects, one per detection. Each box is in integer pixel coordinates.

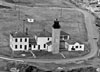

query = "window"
[
  {"left": 20, "top": 45, "right": 22, "bottom": 48},
  {"left": 72, "top": 46, "right": 75, "bottom": 50},
  {"left": 64, "top": 36, "right": 67, "bottom": 40},
  {"left": 38, "top": 45, "right": 40, "bottom": 49},
  {"left": 80, "top": 46, "right": 82, "bottom": 48},
  {"left": 20, "top": 38, "right": 22, "bottom": 42},
  {"left": 15, "top": 45, "right": 17, "bottom": 49},
  {"left": 15, "top": 39, "right": 17, "bottom": 42},
  {"left": 60, "top": 36, "right": 63, "bottom": 40},
  {"left": 76, "top": 46, "right": 78, "bottom": 48},
  {"left": 24, "top": 45, "right": 27, "bottom": 50},
  {"left": 72, "top": 47, "right": 75, "bottom": 50},
  {"left": 48, "top": 38, "right": 49, "bottom": 41},
  {"left": 44, "top": 44, "right": 46, "bottom": 48},
  {"left": 34, "top": 45, "right": 35, "bottom": 48},
  {"left": 25, "top": 38, "right": 27, "bottom": 42},
  {"left": 29, "top": 44, "right": 31, "bottom": 47}
]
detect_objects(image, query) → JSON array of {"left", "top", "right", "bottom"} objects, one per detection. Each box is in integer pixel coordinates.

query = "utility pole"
[
  {"left": 17, "top": 0, "right": 21, "bottom": 32},
  {"left": 59, "top": 7, "right": 63, "bottom": 22},
  {"left": 23, "top": 20, "right": 25, "bottom": 33}
]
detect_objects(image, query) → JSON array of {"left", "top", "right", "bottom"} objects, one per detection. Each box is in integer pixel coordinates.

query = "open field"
[
  {"left": 22, "top": 7, "right": 88, "bottom": 42},
  {"left": 0, "top": 7, "right": 88, "bottom": 45},
  {"left": 0, "top": 5, "right": 88, "bottom": 59},
  {"left": 0, "top": 59, "right": 8, "bottom": 72},
  {"left": 4, "top": 0, "right": 75, "bottom": 7}
]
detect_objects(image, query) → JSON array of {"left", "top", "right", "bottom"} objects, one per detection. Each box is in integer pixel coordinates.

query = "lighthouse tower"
[{"left": 52, "top": 19, "right": 61, "bottom": 54}]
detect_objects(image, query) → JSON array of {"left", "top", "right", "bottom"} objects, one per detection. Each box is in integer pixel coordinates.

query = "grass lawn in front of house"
[
  {"left": 32, "top": 50, "right": 63, "bottom": 59},
  {"left": 13, "top": 51, "right": 33, "bottom": 58},
  {"left": 0, "top": 46, "right": 12, "bottom": 57},
  {"left": 0, "top": 59, "right": 8, "bottom": 71},
  {"left": 3, "top": 0, "right": 75, "bottom": 8}
]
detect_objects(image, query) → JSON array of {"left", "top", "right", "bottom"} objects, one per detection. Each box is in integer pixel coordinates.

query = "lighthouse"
[{"left": 52, "top": 19, "right": 61, "bottom": 54}]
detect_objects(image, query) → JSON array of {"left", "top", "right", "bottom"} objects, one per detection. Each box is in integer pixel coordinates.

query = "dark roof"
[
  {"left": 36, "top": 30, "right": 52, "bottom": 37},
  {"left": 60, "top": 31, "right": 69, "bottom": 36},
  {"left": 29, "top": 38, "right": 37, "bottom": 45},
  {"left": 46, "top": 41, "right": 52, "bottom": 46},
  {"left": 66, "top": 40, "right": 76, "bottom": 44},
  {"left": 10, "top": 31, "right": 33, "bottom": 38},
  {"left": 65, "top": 38, "right": 83, "bottom": 44},
  {"left": 52, "top": 19, "right": 61, "bottom": 29}
]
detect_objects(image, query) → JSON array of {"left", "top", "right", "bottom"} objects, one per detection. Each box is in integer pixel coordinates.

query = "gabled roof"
[
  {"left": 46, "top": 41, "right": 52, "bottom": 46},
  {"left": 10, "top": 31, "right": 32, "bottom": 38},
  {"left": 10, "top": 31, "right": 36, "bottom": 38},
  {"left": 66, "top": 40, "right": 76, "bottom": 44},
  {"left": 36, "top": 30, "right": 52, "bottom": 37},
  {"left": 65, "top": 39, "right": 83, "bottom": 45},
  {"left": 60, "top": 31, "right": 69, "bottom": 36}
]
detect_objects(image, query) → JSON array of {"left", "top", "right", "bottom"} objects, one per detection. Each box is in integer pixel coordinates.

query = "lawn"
[
  {"left": 0, "top": 46, "right": 12, "bottom": 57},
  {"left": 21, "top": 7, "right": 88, "bottom": 42},
  {"left": 0, "top": 7, "right": 88, "bottom": 46},
  {"left": 3, "top": 0, "right": 75, "bottom": 7},
  {"left": 32, "top": 50, "right": 63, "bottom": 59},
  {"left": 0, "top": 59, "right": 8, "bottom": 71},
  {"left": 13, "top": 51, "right": 33, "bottom": 58}
]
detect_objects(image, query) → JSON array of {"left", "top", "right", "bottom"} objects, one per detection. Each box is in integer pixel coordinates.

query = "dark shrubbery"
[
  {"left": 67, "top": 67, "right": 97, "bottom": 72},
  {"left": 0, "top": 5, "right": 11, "bottom": 9}
]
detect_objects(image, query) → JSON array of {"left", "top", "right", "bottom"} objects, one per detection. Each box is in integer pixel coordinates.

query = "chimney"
[{"left": 26, "top": 27, "right": 28, "bottom": 35}]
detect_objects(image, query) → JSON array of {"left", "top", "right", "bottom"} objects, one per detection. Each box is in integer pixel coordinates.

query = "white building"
[
  {"left": 65, "top": 41, "right": 84, "bottom": 51},
  {"left": 9, "top": 19, "right": 84, "bottom": 53},
  {"left": 27, "top": 18, "right": 34, "bottom": 23},
  {"left": 10, "top": 32, "right": 29, "bottom": 51}
]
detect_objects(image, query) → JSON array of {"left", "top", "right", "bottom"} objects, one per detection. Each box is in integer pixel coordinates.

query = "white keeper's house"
[{"left": 10, "top": 19, "right": 85, "bottom": 54}]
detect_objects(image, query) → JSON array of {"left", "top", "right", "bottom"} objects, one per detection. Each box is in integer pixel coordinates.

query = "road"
[{"left": 0, "top": 0, "right": 99, "bottom": 64}]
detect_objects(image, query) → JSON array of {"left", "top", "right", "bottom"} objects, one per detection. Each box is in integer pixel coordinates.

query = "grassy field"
[
  {"left": 0, "top": 0, "right": 89, "bottom": 59},
  {"left": 0, "top": 59, "right": 8, "bottom": 72},
  {"left": 0, "top": 5, "right": 88, "bottom": 59},
  {"left": 22, "top": 7, "right": 87, "bottom": 42},
  {"left": 0, "top": 7, "right": 88, "bottom": 44},
  {"left": 4, "top": 0, "right": 75, "bottom": 7}
]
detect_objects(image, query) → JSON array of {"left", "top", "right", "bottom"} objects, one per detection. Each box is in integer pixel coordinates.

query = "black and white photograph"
[{"left": 0, "top": 0, "right": 99, "bottom": 72}]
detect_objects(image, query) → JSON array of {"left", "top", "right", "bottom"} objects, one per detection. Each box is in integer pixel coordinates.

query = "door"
[
  {"left": 24, "top": 45, "right": 27, "bottom": 50},
  {"left": 29, "top": 44, "right": 31, "bottom": 50},
  {"left": 38, "top": 45, "right": 40, "bottom": 50}
]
